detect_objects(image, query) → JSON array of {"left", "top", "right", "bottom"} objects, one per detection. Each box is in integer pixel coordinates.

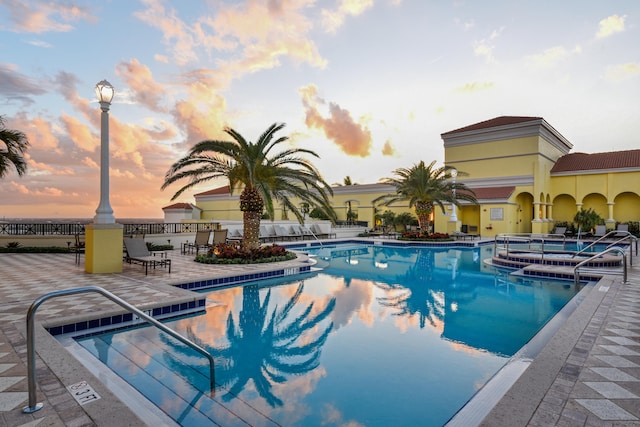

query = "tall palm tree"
[
  {"left": 373, "top": 160, "right": 477, "bottom": 233},
  {"left": 162, "top": 123, "right": 336, "bottom": 249},
  {"left": 0, "top": 115, "right": 30, "bottom": 178}
]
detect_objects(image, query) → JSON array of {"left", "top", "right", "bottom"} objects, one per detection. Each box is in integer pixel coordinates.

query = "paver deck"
[{"left": 1, "top": 242, "right": 638, "bottom": 426}]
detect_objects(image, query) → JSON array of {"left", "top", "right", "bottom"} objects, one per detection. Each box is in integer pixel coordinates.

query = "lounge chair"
[
  {"left": 273, "top": 225, "right": 295, "bottom": 241},
  {"left": 615, "top": 223, "right": 629, "bottom": 237},
  {"left": 451, "top": 231, "right": 477, "bottom": 241},
  {"left": 123, "top": 237, "right": 171, "bottom": 275},
  {"left": 593, "top": 225, "right": 607, "bottom": 238},
  {"left": 552, "top": 226, "right": 567, "bottom": 236},
  {"left": 227, "top": 229, "right": 243, "bottom": 245},
  {"left": 182, "top": 230, "right": 211, "bottom": 255},
  {"left": 212, "top": 229, "right": 228, "bottom": 245},
  {"left": 259, "top": 226, "right": 273, "bottom": 243}
]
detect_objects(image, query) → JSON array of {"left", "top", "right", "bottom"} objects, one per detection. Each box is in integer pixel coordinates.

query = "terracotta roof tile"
[
  {"left": 162, "top": 202, "right": 193, "bottom": 210},
  {"left": 466, "top": 186, "right": 515, "bottom": 200},
  {"left": 194, "top": 185, "right": 231, "bottom": 196},
  {"left": 551, "top": 149, "right": 640, "bottom": 172},
  {"left": 442, "top": 116, "right": 542, "bottom": 136}
]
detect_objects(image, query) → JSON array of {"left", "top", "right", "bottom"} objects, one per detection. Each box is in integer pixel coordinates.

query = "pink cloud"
[
  {"left": 300, "top": 84, "right": 372, "bottom": 157},
  {"left": 116, "top": 59, "right": 167, "bottom": 112},
  {"left": 1, "top": 0, "right": 96, "bottom": 33}
]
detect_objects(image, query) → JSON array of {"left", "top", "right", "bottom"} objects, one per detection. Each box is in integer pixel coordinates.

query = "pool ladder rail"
[
  {"left": 23, "top": 285, "right": 216, "bottom": 414},
  {"left": 493, "top": 232, "right": 637, "bottom": 285}
]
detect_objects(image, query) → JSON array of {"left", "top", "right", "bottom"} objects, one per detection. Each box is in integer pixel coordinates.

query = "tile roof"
[
  {"left": 194, "top": 185, "right": 231, "bottom": 196},
  {"left": 551, "top": 149, "right": 640, "bottom": 172},
  {"left": 162, "top": 202, "right": 193, "bottom": 210},
  {"left": 465, "top": 186, "right": 516, "bottom": 200},
  {"left": 442, "top": 116, "right": 543, "bottom": 136}
]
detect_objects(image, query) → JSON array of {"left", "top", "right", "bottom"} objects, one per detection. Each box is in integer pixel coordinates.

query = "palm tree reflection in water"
[{"left": 186, "top": 282, "right": 336, "bottom": 407}]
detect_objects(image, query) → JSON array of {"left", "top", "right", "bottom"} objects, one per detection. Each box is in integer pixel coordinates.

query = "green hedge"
[{"left": 195, "top": 252, "right": 297, "bottom": 264}]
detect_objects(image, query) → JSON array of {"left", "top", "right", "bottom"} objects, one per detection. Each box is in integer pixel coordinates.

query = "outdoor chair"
[
  {"left": 615, "top": 224, "right": 629, "bottom": 237},
  {"left": 551, "top": 226, "right": 567, "bottom": 237},
  {"left": 259, "top": 226, "right": 273, "bottom": 243},
  {"left": 273, "top": 225, "right": 295, "bottom": 241},
  {"left": 182, "top": 230, "right": 211, "bottom": 255},
  {"left": 73, "top": 233, "right": 85, "bottom": 265},
  {"left": 212, "top": 229, "right": 228, "bottom": 246},
  {"left": 311, "top": 224, "right": 332, "bottom": 239},
  {"left": 593, "top": 225, "right": 607, "bottom": 238},
  {"left": 227, "top": 229, "right": 243, "bottom": 246},
  {"left": 123, "top": 237, "right": 171, "bottom": 275}
]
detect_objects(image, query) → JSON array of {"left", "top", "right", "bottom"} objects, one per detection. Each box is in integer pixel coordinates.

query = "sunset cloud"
[
  {"left": 116, "top": 59, "right": 167, "bottom": 112},
  {"left": 133, "top": 0, "right": 198, "bottom": 66},
  {"left": 61, "top": 114, "right": 97, "bottom": 152},
  {"left": 526, "top": 46, "right": 569, "bottom": 67},
  {"left": 381, "top": 139, "right": 395, "bottom": 156},
  {"left": 605, "top": 62, "right": 640, "bottom": 81},
  {"left": 473, "top": 28, "right": 503, "bottom": 63},
  {"left": 0, "top": 0, "right": 96, "bottom": 33},
  {"left": 299, "top": 84, "right": 372, "bottom": 157},
  {"left": 596, "top": 14, "right": 626, "bottom": 39},
  {"left": 321, "top": 0, "right": 374, "bottom": 33},
  {"left": 0, "top": 63, "right": 47, "bottom": 105},
  {"left": 457, "top": 81, "right": 495, "bottom": 93}
]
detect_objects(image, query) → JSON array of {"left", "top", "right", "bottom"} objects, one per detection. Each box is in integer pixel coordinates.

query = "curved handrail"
[
  {"left": 494, "top": 233, "right": 567, "bottom": 260},
  {"left": 573, "top": 247, "right": 627, "bottom": 286},
  {"left": 573, "top": 230, "right": 637, "bottom": 266},
  {"left": 23, "top": 286, "right": 215, "bottom": 413}
]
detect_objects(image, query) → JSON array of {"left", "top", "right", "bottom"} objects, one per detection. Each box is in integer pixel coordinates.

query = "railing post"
[{"left": 23, "top": 286, "right": 215, "bottom": 413}]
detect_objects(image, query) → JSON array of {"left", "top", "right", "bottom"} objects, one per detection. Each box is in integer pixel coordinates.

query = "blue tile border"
[
  {"left": 174, "top": 265, "right": 312, "bottom": 291},
  {"left": 46, "top": 297, "right": 207, "bottom": 336},
  {"left": 47, "top": 265, "right": 313, "bottom": 336}
]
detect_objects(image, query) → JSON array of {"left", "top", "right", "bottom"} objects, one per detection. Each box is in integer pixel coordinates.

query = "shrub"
[
  {"left": 195, "top": 243, "right": 297, "bottom": 264},
  {"left": 399, "top": 231, "right": 452, "bottom": 241},
  {"left": 146, "top": 242, "right": 174, "bottom": 251}
]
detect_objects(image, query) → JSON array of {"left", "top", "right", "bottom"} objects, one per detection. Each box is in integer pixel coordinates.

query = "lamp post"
[
  {"left": 94, "top": 80, "right": 115, "bottom": 224},
  {"left": 450, "top": 168, "right": 458, "bottom": 222}
]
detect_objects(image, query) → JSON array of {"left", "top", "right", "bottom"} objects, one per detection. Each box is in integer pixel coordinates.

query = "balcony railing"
[{"left": 0, "top": 222, "right": 221, "bottom": 236}]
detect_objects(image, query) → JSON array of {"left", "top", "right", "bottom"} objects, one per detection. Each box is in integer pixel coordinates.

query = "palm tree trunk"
[
  {"left": 415, "top": 201, "right": 432, "bottom": 234},
  {"left": 243, "top": 211, "right": 262, "bottom": 249}
]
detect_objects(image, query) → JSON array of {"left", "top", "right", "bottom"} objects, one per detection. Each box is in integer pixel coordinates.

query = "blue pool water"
[{"left": 76, "top": 244, "right": 581, "bottom": 426}]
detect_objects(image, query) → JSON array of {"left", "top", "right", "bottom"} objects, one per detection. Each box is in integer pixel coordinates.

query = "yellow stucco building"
[{"left": 168, "top": 116, "right": 640, "bottom": 237}]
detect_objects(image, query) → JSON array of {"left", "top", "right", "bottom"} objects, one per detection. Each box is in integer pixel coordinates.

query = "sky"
[{"left": 0, "top": 0, "right": 638, "bottom": 219}]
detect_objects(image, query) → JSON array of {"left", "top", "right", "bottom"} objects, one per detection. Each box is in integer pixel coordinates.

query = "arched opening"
[
  {"left": 614, "top": 192, "right": 640, "bottom": 223},
  {"left": 552, "top": 194, "right": 577, "bottom": 223},
  {"left": 515, "top": 192, "right": 534, "bottom": 233}
]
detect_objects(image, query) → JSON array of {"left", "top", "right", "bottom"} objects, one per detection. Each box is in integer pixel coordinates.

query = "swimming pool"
[{"left": 75, "top": 244, "right": 581, "bottom": 426}]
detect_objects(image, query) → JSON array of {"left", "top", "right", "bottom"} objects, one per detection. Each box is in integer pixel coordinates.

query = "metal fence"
[{"left": 0, "top": 222, "right": 221, "bottom": 236}]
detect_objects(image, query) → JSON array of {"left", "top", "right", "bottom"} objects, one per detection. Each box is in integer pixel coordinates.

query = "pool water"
[{"left": 76, "top": 244, "right": 580, "bottom": 426}]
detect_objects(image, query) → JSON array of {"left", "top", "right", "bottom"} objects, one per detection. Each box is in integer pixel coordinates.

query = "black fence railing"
[
  {"left": 334, "top": 220, "right": 368, "bottom": 228},
  {"left": 0, "top": 222, "right": 221, "bottom": 236}
]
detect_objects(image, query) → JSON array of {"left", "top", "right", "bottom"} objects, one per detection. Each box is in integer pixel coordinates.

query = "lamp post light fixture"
[
  {"left": 450, "top": 168, "right": 458, "bottom": 222},
  {"left": 94, "top": 79, "right": 115, "bottom": 224}
]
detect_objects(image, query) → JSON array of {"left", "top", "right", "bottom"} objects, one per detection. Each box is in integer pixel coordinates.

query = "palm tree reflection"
[
  {"left": 177, "top": 282, "right": 336, "bottom": 407},
  {"left": 377, "top": 249, "right": 474, "bottom": 329}
]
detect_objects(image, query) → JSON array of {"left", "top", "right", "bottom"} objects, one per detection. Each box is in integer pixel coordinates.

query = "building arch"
[
  {"left": 582, "top": 193, "right": 608, "bottom": 220},
  {"left": 552, "top": 194, "right": 577, "bottom": 223},
  {"left": 515, "top": 192, "right": 534, "bottom": 233},
  {"left": 614, "top": 192, "right": 640, "bottom": 223}
]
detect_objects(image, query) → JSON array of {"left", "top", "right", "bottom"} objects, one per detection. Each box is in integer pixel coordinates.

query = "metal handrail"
[
  {"left": 301, "top": 224, "right": 323, "bottom": 247},
  {"left": 494, "top": 233, "right": 567, "bottom": 260},
  {"left": 23, "top": 286, "right": 215, "bottom": 413},
  {"left": 573, "top": 230, "right": 637, "bottom": 266},
  {"left": 573, "top": 247, "right": 627, "bottom": 286}
]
